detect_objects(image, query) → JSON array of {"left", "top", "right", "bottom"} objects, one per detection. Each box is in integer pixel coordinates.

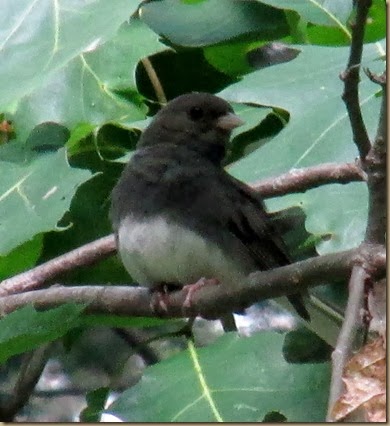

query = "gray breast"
[{"left": 117, "top": 215, "right": 250, "bottom": 288}]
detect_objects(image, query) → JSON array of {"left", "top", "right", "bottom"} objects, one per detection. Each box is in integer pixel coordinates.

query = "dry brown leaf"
[{"left": 331, "top": 337, "right": 386, "bottom": 422}]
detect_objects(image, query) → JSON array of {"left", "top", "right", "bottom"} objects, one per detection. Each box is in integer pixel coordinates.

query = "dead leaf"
[{"left": 331, "top": 337, "right": 386, "bottom": 422}]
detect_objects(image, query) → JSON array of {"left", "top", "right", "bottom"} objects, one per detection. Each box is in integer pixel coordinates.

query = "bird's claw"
[
  {"left": 182, "top": 277, "right": 220, "bottom": 309},
  {"left": 150, "top": 284, "right": 170, "bottom": 315}
]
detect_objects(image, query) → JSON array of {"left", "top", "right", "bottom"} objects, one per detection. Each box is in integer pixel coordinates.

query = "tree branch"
[
  {"left": 0, "top": 343, "right": 53, "bottom": 421},
  {"left": 326, "top": 265, "right": 368, "bottom": 421},
  {"left": 0, "top": 162, "right": 364, "bottom": 297},
  {"left": 327, "top": 1, "right": 386, "bottom": 415},
  {"left": 0, "top": 245, "right": 385, "bottom": 320},
  {"left": 340, "top": 0, "right": 372, "bottom": 160},
  {"left": 327, "top": 74, "right": 386, "bottom": 420},
  {"left": 363, "top": 71, "right": 386, "bottom": 244},
  {"left": 113, "top": 328, "right": 160, "bottom": 365},
  {"left": 0, "top": 235, "right": 116, "bottom": 297},
  {"left": 251, "top": 161, "right": 365, "bottom": 198}
]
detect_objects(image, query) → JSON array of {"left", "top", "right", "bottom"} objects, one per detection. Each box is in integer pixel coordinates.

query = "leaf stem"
[{"left": 141, "top": 57, "right": 167, "bottom": 104}]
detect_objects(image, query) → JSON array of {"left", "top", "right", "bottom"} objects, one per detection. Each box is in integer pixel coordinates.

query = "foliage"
[
  {"left": 108, "top": 332, "right": 331, "bottom": 422},
  {"left": 0, "top": 0, "right": 385, "bottom": 422}
]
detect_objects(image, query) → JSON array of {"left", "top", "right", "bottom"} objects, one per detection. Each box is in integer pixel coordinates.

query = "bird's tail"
[{"left": 288, "top": 293, "right": 310, "bottom": 321}]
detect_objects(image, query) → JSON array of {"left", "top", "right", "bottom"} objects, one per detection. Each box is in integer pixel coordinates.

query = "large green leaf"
[
  {"left": 259, "top": 0, "right": 352, "bottom": 29},
  {"left": 259, "top": 0, "right": 385, "bottom": 44},
  {"left": 0, "top": 0, "right": 139, "bottom": 111},
  {"left": 0, "top": 304, "right": 85, "bottom": 364},
  {"left": 108, "top": 332, "right": 330, "bottom": 422},
  {"left": 0, "top": 141, "right": 92, "bottom": 255},
  {"left": 9, "top": 18, "right": 167, "bottom": 141},
  {"left": 140, "top": 0, "right": 288, "bottom": 47},
  {"left": 258, "top": 0, "right": 353, "bottom": 45},
  {"left": 220, "top": 41, "right": 385, "bottom": 253}
]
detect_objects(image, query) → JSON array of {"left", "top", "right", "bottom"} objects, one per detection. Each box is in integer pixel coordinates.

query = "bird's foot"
[
  {"left": 150, "top": 284, "right": 171, "bottom": 315},
  {"left": 182, "top": 277, "right": 220, "bottom": 309}
]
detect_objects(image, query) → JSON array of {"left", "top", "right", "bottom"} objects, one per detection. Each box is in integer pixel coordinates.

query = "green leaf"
[
  {"left": 10, "top": 18, "right": 167, "bottom": 141},
  {"left": 0, "top": 304, "right": 85, "bottom": 364},
  {"left": 220, "top": 41, "right": 384, "bottom": 253},
  {"left": 25, "top": 122, "right": 70, "bottom": 151},
  {"left": 0, "top": 234, "right": 43, "bottom": 280},
  {"left": 66, "top": 123, "right": 97, "bottom": 157},
  {"left": 0, "top": 142, "right": 92, "bottom": 255},
  {"left": 204, "top": 40, "right": 259, "bottom": 77},
  {"left": 263, "top": 410, "right": 287, "bottom": 422},
  {"left": 37, "top": 162, "right": 126, "bottom": 284},
  {"left": 282, "top": 327, "right": 332, "bottom": 364},
  {"left": 364, "top": 0, "right": 387, "bottom": 43},
  {"left": 80, "top": 387, "right": 110, "bottom": 422},
  {"left": 230, "top": 103, "right": 272, "bottom": 140},
  {"left": 140, "top": 0, "right": 288, "bottom": 47},
  {"left": 0, "top": 0, "right": 140, "bottom": 111},
  {"left": 258, "top": 0, "right": 353, "bottom": 32},
  {"left": 107, "top": 332, "right": 330, "bottom": 422},
  {"left": 80, "top": 315, "right": 179, "bottom": 328}
]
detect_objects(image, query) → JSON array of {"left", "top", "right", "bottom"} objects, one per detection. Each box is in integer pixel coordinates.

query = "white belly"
[{"left": 117, "top": 215, "right": 247, "bottom": 288}]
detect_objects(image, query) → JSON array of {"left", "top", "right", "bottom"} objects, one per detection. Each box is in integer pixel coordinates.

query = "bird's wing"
[
  {"left": 221, "top": 174, "right": 292, "bottom": 269},
  {"left": 219, "top": 173, "right": 310, "bottom": 321}
]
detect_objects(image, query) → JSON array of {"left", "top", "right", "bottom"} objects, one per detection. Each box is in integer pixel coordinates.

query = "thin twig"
[
  {"left": 340, "top": 0, "right": 372, "bottom": 160},
  {"left": 141, "top": 57, "right": 167, "bottom": 104},
  {"left": 251, "top": 161, "right": 365, "bottom": 198},
  {"left": 0, "top": 343, "right": 53, "bottom": 421},
  {"left": 326, "top": 266, "right": 367, "bottom": 421},
  {"left": 0, "top": 235, "right": 116, "bottom": 297},
  {"left": 32, "top": 386, "right": 127, "bottom": 398},
  {"left": 113, "top": 328, "right": 160, "bottom": 365},
  {"left": 0, "top": 245, "right": 385, "bottom": 320}
]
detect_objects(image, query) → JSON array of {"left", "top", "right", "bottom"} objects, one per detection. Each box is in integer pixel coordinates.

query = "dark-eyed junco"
[{"left": 110, "top": 92, "right": 309, "bottom": 321}]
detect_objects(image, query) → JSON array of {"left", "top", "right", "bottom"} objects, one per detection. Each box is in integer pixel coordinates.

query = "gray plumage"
[{"left": 111, "top": 92, "right": 309, "bottom": 320}]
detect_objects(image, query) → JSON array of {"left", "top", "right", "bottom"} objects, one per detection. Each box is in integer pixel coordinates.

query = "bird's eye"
[{"left": 189, "top": 106, "right": 204, "bottom": 121}]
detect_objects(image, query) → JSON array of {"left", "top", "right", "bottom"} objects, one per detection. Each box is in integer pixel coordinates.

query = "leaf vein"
[
  {"left": 307, "top": 0, "right": 351, "bottom": 40},
  {"left": 0, "top": 172, "right": 33, "bottom": 203},
  {"left": 170, "top": 395, "right": 204, "bottom": 422},
  {"left": 291, "top": 91, "right": 375, "bottom": 168},
  {"left": 0, "top": 0, "right": 39, "bottom": 51},
  {"left": 188, "top": 340, "right": 223, "bottom": 422}
]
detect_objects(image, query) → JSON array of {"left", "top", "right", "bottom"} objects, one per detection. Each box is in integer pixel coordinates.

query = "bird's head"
[{"left": 139, "top": 93, "right": 244, "bottom": 163}]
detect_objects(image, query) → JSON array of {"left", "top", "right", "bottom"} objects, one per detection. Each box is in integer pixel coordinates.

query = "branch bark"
[
  {"left": 340, "top": 0, "right": 372, "bottom": 160},
  {"left": 251, "top": 161, "right": 365, "bottom": 198},
  {"left": 0, "top": 162, "right": 364, "bottom": 297},
  {"left": 0, "top": 235, "right": 116, "bottom": 297},
  {"left": 0, "top": 343, "right": 53, "bottom": 422},
  {"left": 363, "top": 72, "right": 386, "bottom": 244},
  {"left": 327, "top": 75, "right": 386, "bottom": 420},
  {"left": 327, "top": 1, "right": 386, "bottom": 416},
  {"left": 327, "top": 265, "right": 367, "bottom": 421},
  {"left": 0, "top": 245, "right": 385, "bottom": 320}
]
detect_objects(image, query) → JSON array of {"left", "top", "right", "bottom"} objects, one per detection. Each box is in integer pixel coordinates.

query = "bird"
[{"left": 110, "top": 92, "right": 309, "bottom": 324}]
